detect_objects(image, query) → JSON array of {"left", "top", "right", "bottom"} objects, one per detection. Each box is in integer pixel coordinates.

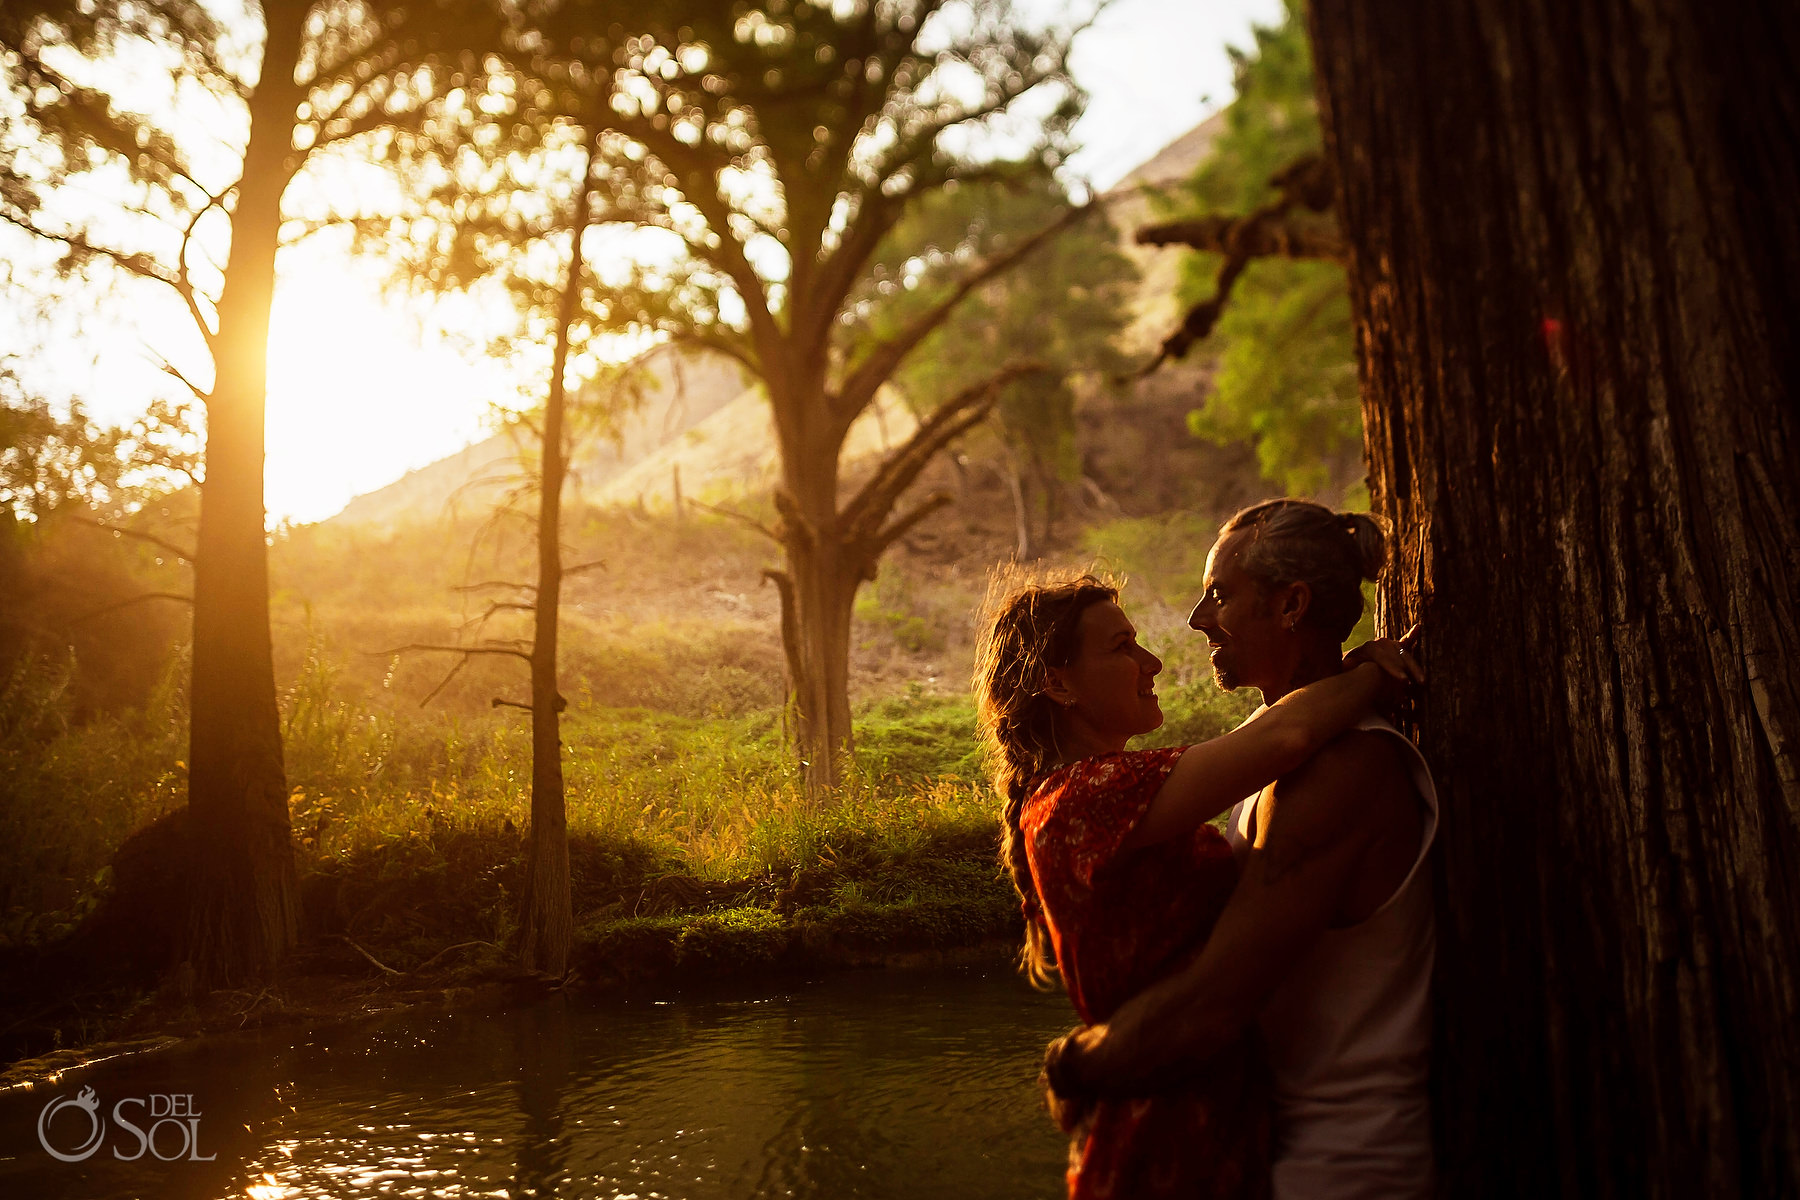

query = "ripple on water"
[{"left": 0, "top": 965, "right": 1074, "bottom": 1200}]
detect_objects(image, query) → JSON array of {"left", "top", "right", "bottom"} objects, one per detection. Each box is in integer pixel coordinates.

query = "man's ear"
[{"left": 1277, "top": 581, "right": 1313, "bottom": 630}]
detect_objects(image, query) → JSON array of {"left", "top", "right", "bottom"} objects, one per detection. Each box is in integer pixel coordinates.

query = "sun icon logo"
[{"left": 38, "top": 1085, "right": 106, "bottom": 1162}]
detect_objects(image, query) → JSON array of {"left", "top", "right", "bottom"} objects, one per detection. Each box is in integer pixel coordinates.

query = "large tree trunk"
[
  {"left": 515, "top": 145, "right": 591, "bottom": 979},
  {"left": 181, "top": 0, "right": 309, "bottom": 987},
  {"left": 1308, "top": 2, "right": 1800, "bottom": 1195}
]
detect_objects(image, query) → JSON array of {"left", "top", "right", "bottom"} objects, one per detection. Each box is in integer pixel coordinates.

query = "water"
[{"left": 0, "top": 965, "right": 1076, "bottom": 1199}]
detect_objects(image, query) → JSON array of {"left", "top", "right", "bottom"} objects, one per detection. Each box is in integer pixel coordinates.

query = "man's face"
[{"left": 1188, "top": 531, "right": 1285, "bottom": 692}]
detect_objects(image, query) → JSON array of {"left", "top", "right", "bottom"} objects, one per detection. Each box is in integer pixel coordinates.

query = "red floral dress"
[{"left": 1022, "top": 748, "right": 1270, "bottom": 1200}]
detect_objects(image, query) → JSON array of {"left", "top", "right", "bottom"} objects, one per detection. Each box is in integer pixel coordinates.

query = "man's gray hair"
[{"left": 1220, "top": 499, "right": 1389, "bottom": 643}]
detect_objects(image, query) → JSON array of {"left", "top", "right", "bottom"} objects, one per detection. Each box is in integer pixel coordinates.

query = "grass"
[
  {"left": 2, "top": 628, "right": 1256, "bottom": 977},
  {"left": 2, "top": 477, "right": 1264, "bottom": 1007}
]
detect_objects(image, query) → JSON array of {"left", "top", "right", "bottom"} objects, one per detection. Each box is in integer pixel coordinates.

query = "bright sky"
[{"left": 12, "top": 0, "right": 1281, "bottom": 524}]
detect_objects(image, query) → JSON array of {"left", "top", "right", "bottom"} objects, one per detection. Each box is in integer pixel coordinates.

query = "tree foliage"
[
  {"left": 0, "top": 379, "right": 199, "bottom": 523},
  {"left": 881, "top": 167, "right": 1138, "bottom": 555},
  {"left": 1166, "top": 0, "right": 1359, "bottom": 500}
]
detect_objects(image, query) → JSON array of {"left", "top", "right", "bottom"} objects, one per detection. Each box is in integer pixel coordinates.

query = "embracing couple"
[{"left": 975, "top": 498, "right": 1437, "bottom": 1199}]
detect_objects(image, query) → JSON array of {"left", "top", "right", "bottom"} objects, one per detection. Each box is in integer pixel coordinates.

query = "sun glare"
[{"left": 263, "top": 255, "right": 516, "bottom": 526}]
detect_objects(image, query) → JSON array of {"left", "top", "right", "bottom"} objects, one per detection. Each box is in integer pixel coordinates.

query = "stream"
[{"left": 0, "top": 964, "right": 1075, "bottom": 1199}]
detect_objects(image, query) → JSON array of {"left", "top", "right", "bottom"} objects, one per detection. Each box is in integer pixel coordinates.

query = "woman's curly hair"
[{"left": 972, "top": 570, "right": 1118, "bottom": 987}]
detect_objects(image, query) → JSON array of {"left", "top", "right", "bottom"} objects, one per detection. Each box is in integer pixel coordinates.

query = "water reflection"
[
  {"left": 513, "top": 996, "right": 573, "bottom": 1197},
  {"left": 0, "top": 965, "right": 1072, "bottom": 1199}
]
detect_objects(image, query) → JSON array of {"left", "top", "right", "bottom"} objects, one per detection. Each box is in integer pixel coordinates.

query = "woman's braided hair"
[{"left": 973, "top": 571, "right": 1119, "bottom": 988}]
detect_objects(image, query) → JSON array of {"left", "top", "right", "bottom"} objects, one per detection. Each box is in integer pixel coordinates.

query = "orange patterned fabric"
[{"left": 1023, "top": 748, "right": 1270, "bottom": 1200}]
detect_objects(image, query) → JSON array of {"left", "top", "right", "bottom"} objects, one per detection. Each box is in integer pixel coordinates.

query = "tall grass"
[{"left": 2, "top": 625, "right": 1256, "bottom": 946}]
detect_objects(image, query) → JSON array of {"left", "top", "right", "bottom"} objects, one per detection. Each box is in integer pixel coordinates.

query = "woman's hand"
[
  {"left": 1342, "top": 625, "right": 1423, "bottom": 712},
  {"left": 1041, "top": 1026, "right": 1102, "bottom": 1134}
]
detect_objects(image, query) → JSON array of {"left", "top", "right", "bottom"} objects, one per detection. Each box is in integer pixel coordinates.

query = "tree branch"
[
  {"left": 870, "top": 491, "right": 954, "bottom": 557},
  {"left": 1134, "top": 214, "right": 1345, "bottom": 261},
  {"left": 668, "top": 330, "right": 759, "bottom": 377},
  {"left": 492, "top": 694, "right": 565, "bottom": 712},
  {"left": 0, "top": 211, "right": 179, "bottom": 290},
  {"left": 68, "top": 517, "right": 195, "bottom": 563},
  {"left": 418, "top": 654, "right": 469, "bottom": 707},
  {"left": 835, "top": 204, "right": 1093, "bottom": 419},
  {"left": 451, "top": 580, "right": 536, "bottom": 594},
  {"left": 762, "top": 567, "right": 805, "bottom": 701},
  {"left": 144, "top": 347, "right": 212, "bottom": 402},
  {"left": 69, "top": 592, "right": 193, "bottom": 624},
  {"left": 377, "top": 642, "right": 533, "bottom": 663},
  {"left": 619, "top": 119, "right": 780, "bottom": 354},
  {"left": 459, "top": 600, "right": 536, "bottom": 634},
  {"left": 1138, "top": 153, "right": 1343, "bottom": 374},
  {"left": 175, "top": 184, "right": 232, "bottom": 352},
  {"left": 688, "top": 499, "right": 780, "bottom": 543},
  {"left": 840, "top": 361, "right": 1042, "bottom": 544},
  {"left": 338, "top": 936, "right": 401, "bottom": 977}
]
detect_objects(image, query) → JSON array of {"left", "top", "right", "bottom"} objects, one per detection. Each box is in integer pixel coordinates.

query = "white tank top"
[{"left": 1224, "top": 713, "right": 1439, "bottom": 1200}]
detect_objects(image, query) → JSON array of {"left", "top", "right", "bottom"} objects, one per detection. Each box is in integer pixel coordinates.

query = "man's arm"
[
  {"left": 1059, "top": 731, "right": 1415, "bottom": 1094},
  {"left": 1122, "top": 643, "right": 1417, "bottom": 849}
]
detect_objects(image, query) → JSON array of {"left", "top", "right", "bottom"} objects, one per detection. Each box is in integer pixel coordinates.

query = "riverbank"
[
  {"left": 0, "top": 810, "right": 1026, "bottom": 1081},
  {"left": 1, "top": 670, "right": 1247, "bottom": 1079}
]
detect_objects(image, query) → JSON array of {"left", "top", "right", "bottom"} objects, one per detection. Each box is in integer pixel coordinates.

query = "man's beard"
[{"left": 1211, "top": 663, "right": 1243, "bottom": 692}]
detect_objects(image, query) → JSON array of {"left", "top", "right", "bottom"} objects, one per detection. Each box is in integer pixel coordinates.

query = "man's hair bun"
[{"left": 1341, "top": 511, "right": 1389, "bottom": 581}]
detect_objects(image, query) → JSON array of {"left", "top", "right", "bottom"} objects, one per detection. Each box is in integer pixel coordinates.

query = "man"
[{"left": 1046, "top": 499, "right": 1439, "bottom": 1199}]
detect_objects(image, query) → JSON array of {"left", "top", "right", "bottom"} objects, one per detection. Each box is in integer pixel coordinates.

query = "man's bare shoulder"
[{"left": 1262, "top": 728, "right": 1413, "bottom": 846}]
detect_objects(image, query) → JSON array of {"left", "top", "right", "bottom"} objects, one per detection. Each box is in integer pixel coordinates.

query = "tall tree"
[
  {"left": 513, "top": 137, "right": 591, "bottom": 979},
  {"left": 1307, "top": 2, "right": 1800, "bottom": 1194},
  {"left": 361, "top": 55, "right": 655, "bottom": 975},
  {"left": 580, "top": 0, "right": 1090, "bottom": 792},
  {"left": 1, "top": 0, "right": 508, "bottom": 983}
]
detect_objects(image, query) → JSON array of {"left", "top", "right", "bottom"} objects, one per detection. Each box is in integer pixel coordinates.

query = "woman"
[{"left": 973, "top": 573, "right": 1413, "bottom": 1199}]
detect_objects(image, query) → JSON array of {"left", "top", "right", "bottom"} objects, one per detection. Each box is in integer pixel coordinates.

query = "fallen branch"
[
  {"left": 411, "top": 940, "right": 498, "bottom": 973},
  {"left": 339, "top": 936, "right": 401, "bottom": 978}
]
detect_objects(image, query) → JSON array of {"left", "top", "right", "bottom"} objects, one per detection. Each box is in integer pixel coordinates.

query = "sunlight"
[{"left": 263, "top": 253, "right": 515, "bottom": 525}]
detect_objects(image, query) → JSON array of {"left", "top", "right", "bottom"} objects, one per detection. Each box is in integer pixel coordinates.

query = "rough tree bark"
[
  {"left": 181, "top": 0, "right": 309, "bottom": 986},
  {"left": 1308, "top": 2, "right": 1800, "bottom": 1195},
  {"left": 514, "top": 137, "right": 596, "bottom": 979}
]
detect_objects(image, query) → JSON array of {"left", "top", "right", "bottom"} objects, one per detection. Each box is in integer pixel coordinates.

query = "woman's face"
[{"left": 1048, "top": 600, "right": 1165, "bottom": 749}]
